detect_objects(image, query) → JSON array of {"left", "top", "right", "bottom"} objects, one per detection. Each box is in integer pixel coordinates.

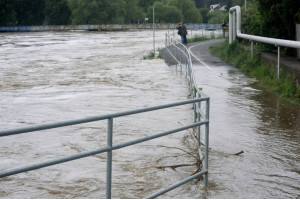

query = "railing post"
[
  {"left": 193, "top": 88, "right": 197, "bottom": 123},
  {"left": 204, "top": 98, "right": 210, "bottom": 187},
  {"left": 277, "top": 45, "right": 280, "bottom": 78},
  {"left": 106, "top": 117, "right": 113, "bottom": 199},
  {"left": 251, "top": 41, "right": 253, "bottom": 58},
  {"left": 229, "top": 11, "right": 233, "bottom": 43},
  {"left": 165, "top": 33, "right": 167, "bottom": 48},
  {"left": 197, "top": 93, "right": 201, "bottom": 147},
  {"left": 233, "top": 12, "right": 236, "bottom": 41}
]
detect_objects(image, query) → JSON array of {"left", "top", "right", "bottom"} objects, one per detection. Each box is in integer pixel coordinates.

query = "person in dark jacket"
[
  {"left": 222, "top": 19, "right": 227, "bottom": 38},
  {"left": 176, "top": 22, "right": 188, "bottom": 45}
]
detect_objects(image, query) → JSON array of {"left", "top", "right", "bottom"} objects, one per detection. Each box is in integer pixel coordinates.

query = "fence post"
[
  {"left": 204, "top": 98, "right": 210, "bottom": 187},
  {"left": 229, "top": 10, "right": 233, "bottom": 43},
  {"left": 197, "top": 93, "right": 201, "bottom": 147},
  {"left": 251, "top": 41, "right": 253, "bottom": 58},
  {"left": 106, "top": 118, "right": 113, "bottom": 199},
  {"left": 165, "top": 33, "right": 167, "bottom": 48},
  {"left": 277, "top": 46, "right": 280, "bottom": 78},
  {"left": 233, "top": 12, "right": 236, "bottom": 41}
]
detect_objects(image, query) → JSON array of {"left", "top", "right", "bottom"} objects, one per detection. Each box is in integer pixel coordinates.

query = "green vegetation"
[
  {"left": 210, "top": 41, "right": 300, "bottom": 103},
  {"left": 241, "top": 0, "right": 300, "bottom": 56},
  {"left": 0, "top": 0, "right": 236, "bottom": 26},
  {"left": 0, "top": 0, "right": 207, "bottom": 26},
  {"left": 187, "top": 33, "right": 222, "bottom": 43},
  {"left": 143, "top": 51, "right": 155, "bottom": 60}
]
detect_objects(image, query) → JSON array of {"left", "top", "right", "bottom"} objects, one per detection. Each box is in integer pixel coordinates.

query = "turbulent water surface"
[{"left": 0, "top": 30, "right": 299, "bottom": 198}]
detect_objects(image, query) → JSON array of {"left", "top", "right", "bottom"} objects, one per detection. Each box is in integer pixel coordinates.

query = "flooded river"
[{"left": 0, "top": 31, "right": 299, "bottom": 198}]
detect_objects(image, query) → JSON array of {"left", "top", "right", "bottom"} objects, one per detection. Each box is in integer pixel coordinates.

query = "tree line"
[
  {"left": 1, "top": 0, "right": 299, "bottom": 41},
  {"left": 0, "top": 0, "right": 258, "bottom": 26},
  {"left": 0, "top": 0, "right": 205, "bottom": 26}
]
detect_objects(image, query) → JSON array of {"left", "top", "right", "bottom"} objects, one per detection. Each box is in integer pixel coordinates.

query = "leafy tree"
[
  {"left": 257, "top": 0, "right": 300, "bottom": 41},
  {"left": 241, "top": 0, "right": 261, "bottom": 34},
  {"left": 199, "top": 8, "right": 210, "bottom": 23},
  {"left": 207, "top": 9, "right": 226, "bottom": 24},
  {"left": 138, "top": 0, "right": 156, "bottom": 11},
  {"left": 124, "top": 0, "right": 145, "bottom": 23},
  {"left": 148, "top": 1, "right": 182, "bottom": 23},
  {"left": 105, "top": 0, "right": 126, "bottom": 24},
  {"left": 68, "top": 0, "right": 126, "bottom": 24},
  {"left": 44, "top": 0, "right": 71, "bottom": 25},
  {"left": 0, "top": 0, "right": 17, "bottom": 25},
  {"left": 169, "top": 0, "right": 202, "bottom": 23},
  {"left": 15, "top": 0, "right": 46, "bottom": 25},
  {"left": 68, "top": 0, "right": 105, "bottom": 24},
  {"left": 231, "top": 0, "right": 243, "bottom": 7}
]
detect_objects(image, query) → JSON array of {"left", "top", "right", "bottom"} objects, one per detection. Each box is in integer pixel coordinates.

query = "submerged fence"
[{"left": 0, "top": 32, "right": 210, "bottom": 198}]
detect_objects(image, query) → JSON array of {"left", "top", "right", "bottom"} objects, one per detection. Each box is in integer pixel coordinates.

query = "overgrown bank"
[{"left": 210, "top": 41, "right": 300, "bottom": 104}]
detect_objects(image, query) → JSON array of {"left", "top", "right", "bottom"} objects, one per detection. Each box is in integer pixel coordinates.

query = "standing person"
[
  {"left": 176, "top": 22, "right": 188, "bottom": 45},
  {"left": 222, "top": 19, "right": 227, "bottom": 38}
]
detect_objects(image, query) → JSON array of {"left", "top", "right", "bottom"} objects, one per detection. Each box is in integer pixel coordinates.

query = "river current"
[{"left": 0, "top": 30, "right": 299, "bottom": 198}]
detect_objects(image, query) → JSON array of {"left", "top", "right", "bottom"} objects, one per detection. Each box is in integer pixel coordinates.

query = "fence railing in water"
[{"left": 0, "top": 32, "right": 210, "bottom": 199}]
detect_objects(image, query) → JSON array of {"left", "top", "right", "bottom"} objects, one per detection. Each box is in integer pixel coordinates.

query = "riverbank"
[{"left": 210, "top": 40, "right": 300, "bottom": 104}]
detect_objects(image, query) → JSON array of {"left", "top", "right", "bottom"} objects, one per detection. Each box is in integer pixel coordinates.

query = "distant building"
[{"left": 210, "top": 4, "right": 227, "bottom": 11}]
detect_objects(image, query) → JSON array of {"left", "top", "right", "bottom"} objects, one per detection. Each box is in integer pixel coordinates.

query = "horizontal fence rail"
[{"left": 229, "top": 5, "right": 300, "bottom": 77}]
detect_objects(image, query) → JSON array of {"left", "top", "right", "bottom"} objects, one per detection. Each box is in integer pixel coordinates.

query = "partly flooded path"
[{"left": 188, "top": 39, "right": 300, "bottom": 198}]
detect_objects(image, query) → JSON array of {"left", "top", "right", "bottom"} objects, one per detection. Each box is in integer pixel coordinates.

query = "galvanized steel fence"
[{"left": 0, "top": 32, "right": 210, "bottom": 198}]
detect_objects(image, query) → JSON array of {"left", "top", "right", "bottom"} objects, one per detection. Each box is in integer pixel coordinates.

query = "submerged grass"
[
  {"left": 210, "top": 40, "right": 300, "bottom": 104},
  {"left": 143, "top": 51, "right": 155, "bottom": 60}
]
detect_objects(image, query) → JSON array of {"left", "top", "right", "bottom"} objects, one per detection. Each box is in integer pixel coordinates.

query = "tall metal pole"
[
  {"left": 245, "top": 0, "right": 247, "bottom": 12},
  {"left": 153, "top": 6, "right": 155, "bottom": 58}
]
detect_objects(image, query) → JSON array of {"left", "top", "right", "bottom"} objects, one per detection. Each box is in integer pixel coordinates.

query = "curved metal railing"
[
  {"left": 165, "top": 32, "right": 207, "bottom": 99},
  {"left": 164, "top": 31, "right": 210, "bottom": 186}
]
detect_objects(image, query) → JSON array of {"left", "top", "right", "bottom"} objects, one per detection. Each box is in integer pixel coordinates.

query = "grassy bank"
[
  {"left": 210, "top": 41, "right": 300, "bottom": 104},
  {"left": 187, "top": 33, "right": 222, "bottom": 43}
]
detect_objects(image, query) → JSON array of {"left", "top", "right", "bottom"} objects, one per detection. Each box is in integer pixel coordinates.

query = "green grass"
[
  {"left": 210, "top": 40, "right": 300, "bottom": 104},
  {"left": 187, "top": 33, "right": 223, "bottom": 43},
  {"left": 143, "top": 51, "right": 155, "bottom": 60}
]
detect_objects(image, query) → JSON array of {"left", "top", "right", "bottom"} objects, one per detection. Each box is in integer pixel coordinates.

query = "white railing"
[{"left": 229, "top": 6, "right": 300, "bottom": 77}]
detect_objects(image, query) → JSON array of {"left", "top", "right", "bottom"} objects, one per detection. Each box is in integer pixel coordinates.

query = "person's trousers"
[{"left": 181, "top": 35, "right": 187, "bottom": 44}]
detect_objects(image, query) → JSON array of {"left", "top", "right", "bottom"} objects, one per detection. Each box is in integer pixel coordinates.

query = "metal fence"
[{"left": 0, "top": 33, "right": 210, "bottom": 198}]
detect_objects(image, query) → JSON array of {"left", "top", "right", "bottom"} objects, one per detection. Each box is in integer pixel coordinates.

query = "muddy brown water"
[{"left": 0, "top": 32, "right": 299, "bottom": 198}]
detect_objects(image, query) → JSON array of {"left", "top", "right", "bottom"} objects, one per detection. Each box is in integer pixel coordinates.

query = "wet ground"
[
  {"left": 0, "top": 31, "right": 299, "bottom": 198},
  {"left": 187, "top": 39, "right": 300, "bottom": 198}
]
